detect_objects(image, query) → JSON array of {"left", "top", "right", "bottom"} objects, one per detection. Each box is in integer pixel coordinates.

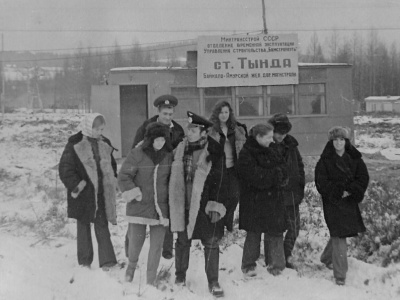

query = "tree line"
[{"left": 1, "top": 32, "right": 399, "bottom": 111}]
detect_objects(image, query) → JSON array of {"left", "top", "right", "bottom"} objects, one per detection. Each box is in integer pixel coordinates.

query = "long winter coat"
[
  {"left": 59, "top": 132, "right": 118, "bottom": 224},
  {"left": 169, "top": 138, "right": 216, "bottom": 239},
  {"left": 206, "top": 126, "right": 247, "bottom": 232},
  {"left": 271, "top": 134, "right": 305, "bottom": 206},
  {"left": 237, "top": 136, "right": 288, "bottom": 235},
  {"left": 315, "top": 140, "right": 369, "bottom": 238},
  {"left": 132, "top": 115, "right": 184, "bottom": 149},
  {"left": 118, "top": 146, "right": 173, "bottom": 226}
]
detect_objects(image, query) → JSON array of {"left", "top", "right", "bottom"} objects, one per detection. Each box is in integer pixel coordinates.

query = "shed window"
[
  {"left": 267, "top": 85, "right": 294, "bottom": 115},
  {"left": 171, "top": 87, "right": 200, "bottom": 119},
  {"left": 204, "top": 87, "right": 232, "bottom": 118},
  {"left": 298, "top": 84, "right": 326, "bottom": 115},
  {"left": 235, "top": 86, "right": 263, "bottom": 117}
]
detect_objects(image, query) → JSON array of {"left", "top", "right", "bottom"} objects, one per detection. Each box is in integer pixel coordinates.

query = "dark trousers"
[
  {"left": 77, "top": 209, "right": 117, "bottom": 267},
  {"left": 283, "top": 204, "right": 300, "bottom": 259},
  {"left": 126, "top": 223, "right": 166, "bottom": 284},
  {"left": 241, "top": 231, "right": 285, "bottom": 271},
  {"left": 320, "top": 237, "right": 348, "bottom": 280},
  {"left": 175, "top": 229, "right": 221, "bottom": 284}
]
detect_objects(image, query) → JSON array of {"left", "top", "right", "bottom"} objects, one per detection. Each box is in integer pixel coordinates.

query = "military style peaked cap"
[
  {"left": 153, "top": 94, "right": 178, "bottom": 108},
  {"left": 187, "top": 111, "right": 213, "bottom": 128}
]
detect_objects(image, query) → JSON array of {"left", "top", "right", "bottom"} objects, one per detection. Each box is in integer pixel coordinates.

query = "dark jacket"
[
  {"left": 118, "top": 145, "right": 173, "bottom": 226},
  {"left": 59, "top": 132, "right": 118, "bottom": 224},
  {"left": 203, "top": 126, "right": 247, "bottom": 233},
  {"left": 271, "top": 134, "right": 305, "bottom": 206},
  {"left": 315, "top": 140, "right": 369, "bottom": 238},
  {"left": 132, "top": 115, "right": 184, "bottom": 149},
  {"left": 237, "top": 136, "right": 288, "bottom": 235}
]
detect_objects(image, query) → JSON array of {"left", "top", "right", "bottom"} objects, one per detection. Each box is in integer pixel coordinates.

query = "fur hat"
[
  {"left": 144, "top": 122, "right": 170, "bottom": 140},
  {"left": 268, "top": 113, "right": 292, "bottom": 134},
  {"left": 328, "top": 126, "right": 351, "bottom": 140}
]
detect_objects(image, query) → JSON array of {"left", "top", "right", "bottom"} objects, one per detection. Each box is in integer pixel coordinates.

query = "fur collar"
[
  {"left": 169, "top": 138, "right": 211, "bottom": 238},
  {"left": 208, "top": 125, "right": 247, "bottom": 158},
  {"left": 74, "top": 136, "right": 117, "bottom": 224}
]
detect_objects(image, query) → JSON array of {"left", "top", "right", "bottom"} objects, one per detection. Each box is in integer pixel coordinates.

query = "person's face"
[
  {"left": 256, "top": 131, "right": 274, "bottom": 148},
  {"left": 92, "top": 124, "right": 105, "bottom": 139},
  {"left": 153, "top": 137, "right": 166, "bottom": 150},
  {"left": 333, "top": 137, "right": 346, "bottom": 152},
  {"left": 187, "top": 125, "right": 205, "bottom": 143},
  {"left": 218, "top": 106, "right": 230, "bottom": 124},
  {"left": 158, "top": 107, "right": 174, "bottom": 125},
  {"left": 273, "top": 132, "right": 287, "bottom": 143}
]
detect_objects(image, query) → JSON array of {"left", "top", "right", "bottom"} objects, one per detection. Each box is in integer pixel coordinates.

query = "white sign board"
[{"left": 197, "top": 34, "right": 299, "bottom": 87}]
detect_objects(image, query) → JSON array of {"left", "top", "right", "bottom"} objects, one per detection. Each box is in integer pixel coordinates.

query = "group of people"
[{"left": 58, "top": 93, "right": 369, "bottom": 297}]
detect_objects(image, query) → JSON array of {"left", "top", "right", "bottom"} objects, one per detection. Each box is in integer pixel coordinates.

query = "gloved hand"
[
  {"left": 208, "top": 211, "right": 221, "bottom": 223},
  {"left": 122, "top": 187, "right": 142, "bottom": 202},
  {"left": 71, "top": 180, "right": 87, "bottom": 198}
]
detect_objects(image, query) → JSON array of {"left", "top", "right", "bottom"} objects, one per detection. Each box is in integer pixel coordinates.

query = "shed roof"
[{"left": 365, "top": 96, "right": 400, "bottom": 101}]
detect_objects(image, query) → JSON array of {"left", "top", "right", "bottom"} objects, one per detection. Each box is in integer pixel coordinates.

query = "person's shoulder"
[
  {"left": 172, "top": 120, "right": 184, "bottom": 131},
  {"left": 67, "top": 132, "right": 83, "bottom": 145},
  {"left": 284, "top": 134, "right": 299, "bottom": 147}
]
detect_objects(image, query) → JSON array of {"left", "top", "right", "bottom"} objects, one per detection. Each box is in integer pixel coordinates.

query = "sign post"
[{"left": 197, "top": 34, "right": 299, "bottom": 88}]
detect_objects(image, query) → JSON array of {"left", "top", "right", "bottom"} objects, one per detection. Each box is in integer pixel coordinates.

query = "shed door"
[{"left": 120, "top": 85, "right": 148, "bottom": 156}]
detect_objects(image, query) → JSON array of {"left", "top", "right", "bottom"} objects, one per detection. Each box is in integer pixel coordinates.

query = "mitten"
[{"left": 122, "top": 187, "right": 142, "bottom": 203}]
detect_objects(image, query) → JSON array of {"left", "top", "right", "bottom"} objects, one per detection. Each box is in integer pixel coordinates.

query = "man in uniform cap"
[
  {"left": 129, "top": 94, "right": 184, "bottom": 260},
  {"left": 169, "top": 111, "right": 225, "bottom": 297},
  {"left": 268, "top": 113, "right": 305, "bottom": 269}
]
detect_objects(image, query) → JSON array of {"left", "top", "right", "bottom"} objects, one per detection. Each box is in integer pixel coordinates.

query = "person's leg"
[
  {"left": 175, "top": 230, "right": 191, "bottom": 282},
  {"left": 332, "top": 237, "right": 348, "bottom": 281},
  {"left": 77, "top": 220, "right": 93, "bottom": 266},
  {"left": 241, "top": 231, "right": 262, "bottom": 272},
  {"left": 126, "top": 223, "right": 147, "bottom": 282},
  {"left": 202, "top": 236, "right": 223, "bottom": 297},
  {"left": 320, "top": 238, "right": 333, "bottom": 267},
  {"left": 94, "top": 210, "right": 117, "bottom": 268},
  {"left": 202, "top": 236, "right": 221, "bottom": 284},
  {"left": 266, "top": 234, "right": 285, "bottom": 275},
  {"left": 162, "top": 228, "right": 174, "bottom": 259},
  {"left": 284, "top": 204, "right": 300, "bottom": 261},
  {"left": 147, "top": 225, "right": 167, "bottom": 285}
]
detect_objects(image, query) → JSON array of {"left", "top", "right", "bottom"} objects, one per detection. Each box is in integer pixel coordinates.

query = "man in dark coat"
[
  {"left": 129, "top": 94, "right": 184, "bottom": 260},
  {"left": 268, "top": 114, "right": 305, "bottom": 268},
  {"left": 315, "top": 126, "right": 369, "bottom": 285}
]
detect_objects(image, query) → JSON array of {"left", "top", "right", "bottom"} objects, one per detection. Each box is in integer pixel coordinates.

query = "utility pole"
[
  {"left": 1, "top": 33, "right": 4, "bottom": 120},
  {"left": 262, "top": 0, "right": 268, "bottom": 34}
]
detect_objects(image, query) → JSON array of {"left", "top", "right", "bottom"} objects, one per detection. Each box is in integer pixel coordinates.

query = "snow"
[{"left": 1, "top": 111, "right": 400, "bottom": 300}]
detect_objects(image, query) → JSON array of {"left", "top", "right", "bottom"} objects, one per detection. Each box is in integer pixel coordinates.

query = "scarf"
[
  {"left": 79, "top": 113, "right": 104, "bottom": 138},
  {"left": 183, "top": 136, "right": 207, "bottom": 182}
]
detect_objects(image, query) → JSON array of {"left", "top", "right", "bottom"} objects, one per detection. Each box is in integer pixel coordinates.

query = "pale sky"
[{"left": 0, "top": 0, "right": 399, "bottom": 53}]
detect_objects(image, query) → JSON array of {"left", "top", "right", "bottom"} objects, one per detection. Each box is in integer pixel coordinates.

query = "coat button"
[{"left": 268, "top": 192, "right": 271, "bottom": 196}]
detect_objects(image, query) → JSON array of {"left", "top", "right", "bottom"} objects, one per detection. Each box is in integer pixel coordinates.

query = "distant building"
[{"left": 364, "top": 96, "right": 400, "bottom": 112}]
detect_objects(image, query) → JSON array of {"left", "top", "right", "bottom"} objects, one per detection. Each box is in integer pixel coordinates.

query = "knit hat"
[
  {"left": 79, "top": 113, "right": 105, "bottom": 138},
  {"left": 328, "top": 126, "right": 351, "bottom": 140},
  {"left": 268, "top": 113, "right": 292, "bottom": 134}
]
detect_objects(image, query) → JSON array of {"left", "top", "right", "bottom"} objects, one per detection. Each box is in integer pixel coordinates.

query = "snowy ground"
[{"left": 0, "top": 111, "right": 400, "bottom": 300}]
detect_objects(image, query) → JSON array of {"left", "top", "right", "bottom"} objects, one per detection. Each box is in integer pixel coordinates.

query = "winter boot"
[
  {"left": 335, "top": 278, "right": 345, "bottom": 286},
  {"left": 175, "top": 275, "right": 186, "bottom": 285},
  {"left": 208, "top": 281, "right": 224, "bottom": 298},
  {"left": 125, "top": 267, "right": 135, "bottom": 283}
]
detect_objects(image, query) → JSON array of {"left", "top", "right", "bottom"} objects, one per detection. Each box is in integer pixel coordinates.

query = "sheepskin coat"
[
  {"left": 118, "top": 145, "right": 173, "bottom": 226},
  {"left": 59, "top": 132, "right": 117, "bottom": 224},
  {"left": 315, "top": 140, "right": 369, "bottom": 238},
  {"left": 169, "top": 138, "right": 216, "bottom": 239},
  {"left": 271, "top": 134, "right": 305, "bottom": 206},
  {"left": 237, "top": 136, "right": 288, "bottom": 235},
  {"left": 132, "top": 115, "right": 184, "bottom": 149},
  {"left": 206, "top": 125, "right": 247, "bottom": 232}
]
